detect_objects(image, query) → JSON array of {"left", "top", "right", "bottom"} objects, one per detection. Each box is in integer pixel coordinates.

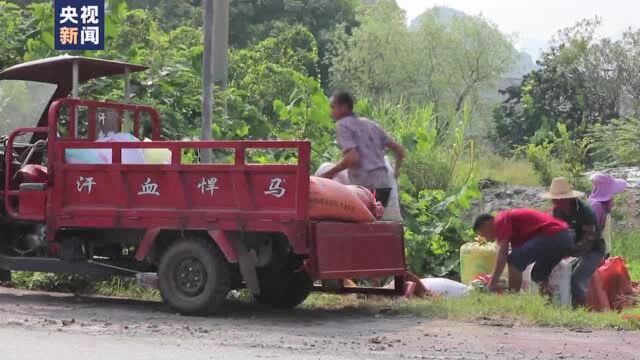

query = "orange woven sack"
[
  {"left": 308, "top": 177, "right": 375, "bottom": 222},
  {"left": 586, "top": 270, "right": 611, "bottom": 312},
  {"left": 599, "top": 257, "right": 634, "bottom": 310}
]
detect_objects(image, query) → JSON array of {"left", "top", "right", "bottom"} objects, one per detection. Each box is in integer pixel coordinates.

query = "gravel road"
[{"left": 0, "top": 286, "right": 637, "bottom": 360}]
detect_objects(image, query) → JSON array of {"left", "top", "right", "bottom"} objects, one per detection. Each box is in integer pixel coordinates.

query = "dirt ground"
[{"left": 0, "top": 286, "right": 638, "bottom": 360}]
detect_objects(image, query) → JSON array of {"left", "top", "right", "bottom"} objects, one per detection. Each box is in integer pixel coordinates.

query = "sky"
[{"left": 396, "top": 0, "right": 640, "bottom": 59}]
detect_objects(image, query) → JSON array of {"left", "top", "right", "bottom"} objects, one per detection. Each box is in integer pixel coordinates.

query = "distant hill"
[
  {"left": 508, "top": 51, "right": 537, "bottom": 78},
  {"left": 409, "top": 6, "right": 466, "bottom": 30},
  {"left": 409, "top": 6, "right": 537, "bottom": 79}
]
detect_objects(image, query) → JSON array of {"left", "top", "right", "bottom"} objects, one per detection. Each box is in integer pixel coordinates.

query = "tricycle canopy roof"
[
  {"left": 0, "top": 55, "right": 148, "bottom": 86},
  {"left": 0, "top": 55, "right": 149, "bottom": 132}
]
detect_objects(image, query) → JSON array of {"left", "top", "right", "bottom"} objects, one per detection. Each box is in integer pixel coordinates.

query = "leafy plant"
[
  {"left": 588, "top": 117, "right": 640, "bottom": 166},
  {"left": 357, "top": 99, "right": 477, "bottom": 191},
  {"left": 273, "top": 74, "right": 337, "bottom": 167},
  {"left": 402, "top": 184, "right": 480, "bottom": 277},
  {"left": 517, "top": 123, "right": 589, "bottom": 191}
]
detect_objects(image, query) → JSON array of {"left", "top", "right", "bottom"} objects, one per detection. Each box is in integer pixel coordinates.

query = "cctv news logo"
[{"left": 54, "top": 0, "right": 105, "bottom": 50}]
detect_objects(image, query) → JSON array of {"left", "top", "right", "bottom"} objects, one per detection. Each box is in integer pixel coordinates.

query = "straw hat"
[{"left": 541, "top": 177, "right": 584, "bottom": 199}]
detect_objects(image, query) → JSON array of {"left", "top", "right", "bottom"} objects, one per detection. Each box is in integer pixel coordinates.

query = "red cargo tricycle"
[{"left": 0, "top": 56, "right": 410, "bottom": 314}]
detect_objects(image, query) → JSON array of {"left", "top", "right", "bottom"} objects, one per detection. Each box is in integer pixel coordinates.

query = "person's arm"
[
  {"left": 573, "top": 203, "right": 599, "bottom": 256},
  {"left": 590, "top": 201, "right": 606, "bottom": 230},
  {"left": 386, "top": 140, "right": 405, "bottom": 179},
  {"left": 573, "top": 224, "right": 596, "bottom": 256},
  {"left": 489, "top": 241, "right": 509, "bottom": 291},
  {"left": 321, "top": 149, "right": 359, "bottom": 179}
]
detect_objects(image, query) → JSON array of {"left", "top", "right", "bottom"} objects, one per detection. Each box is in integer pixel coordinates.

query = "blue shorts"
[{"left": 507, "top": 229, "right": 575, "bottom": 283}]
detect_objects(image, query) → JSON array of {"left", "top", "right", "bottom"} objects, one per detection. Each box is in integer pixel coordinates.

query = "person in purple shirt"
[
  {"left": 589, "top": 173, "right": 627, "bottom": 258},
  {"left": 320, "top": 91, "right": 405, "bottom": 207}
]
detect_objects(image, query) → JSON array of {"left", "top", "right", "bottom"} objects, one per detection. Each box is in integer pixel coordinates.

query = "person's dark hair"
[
  {"left": 473, "top": 214, "right": 495, "bottom": 231},
  {"left": 332, "top": 91, "right": 355, "bottom": 110}
]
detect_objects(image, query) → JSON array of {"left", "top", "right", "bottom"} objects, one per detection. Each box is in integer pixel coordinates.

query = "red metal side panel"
[
  {"left": 309, "top": 222, "right": 406, "bottom": 280},
  {"left": 41, "top": 99, "right": 312, "bottom": 256},
  {"left": 18, "top": 191, "right": 46, "bottom": 219}
]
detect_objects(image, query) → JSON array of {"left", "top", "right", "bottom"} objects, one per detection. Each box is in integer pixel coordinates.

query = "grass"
[
  {"left": 612, "top": 231, "right": 640, "bottom": 280},
  {"left": 302, "top": 292, "right": 640, "bottom": 330},
  {"left": 469, "top": 153, "right": 540, "bottom": 187},
  {"left": 94, "top": 277, "right": 161, "bottom": 301}
]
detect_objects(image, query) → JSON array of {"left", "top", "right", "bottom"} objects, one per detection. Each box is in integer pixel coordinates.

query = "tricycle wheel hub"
[{"left": 174, "top": 257, "right": 207, "bottom": 297}]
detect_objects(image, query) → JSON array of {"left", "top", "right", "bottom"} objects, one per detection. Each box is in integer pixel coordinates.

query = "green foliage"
[
  {"left": 493, "top": 18, "right": 640, "bottom": 152},
  {"left": 95, "top": 276, "right": 161, "bottom": 301},
  {"left": 273, "top": 74, "right": 336, "bottom": 166},
  {"left": 331, "top": 1, "right": 515, "bottom": 110},
  {"left": 468, "top": 150, "right": 539, "bottom": 187},
  {"left": 11, "top": 272, "right": 94, "bottom": 293},
  {"left": 230, "top": 23, "right": 320, "bottom": 115},
  {"left": 357, "top": 99, "right": 478, "bottom": 191},
  {"left": 0, "top": 2, "right": 35, "bottom": 70},
  {"left": 522, "top": 141, "right": 556, "bottom": 187},
  {"left": 227, "top": 0, "right": 358, "bottom": 88},
  {"left": 401, "top": 185, "right": 480, "bottom": 277},
  {"left": 612, "top": 231, "right": 640, "bottom": 281},
  {"left": 517, "top": 123, "right": 590, "bottom": 191},
  {"left": 588, "top": 117, "right": 640, "bottom": 166}
]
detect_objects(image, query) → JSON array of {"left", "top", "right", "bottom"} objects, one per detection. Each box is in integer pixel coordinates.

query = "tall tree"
[
  {"left": 492, "top": 18, "right": 636, "bottom": 150},
  {"left": 329, "top": 2, "right": 514, "bottom": 111}
]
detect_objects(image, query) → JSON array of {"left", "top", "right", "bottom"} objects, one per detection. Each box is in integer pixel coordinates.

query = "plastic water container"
[
  {"left": 524, "top": 258, "right": 574, "bottom": 305},
  {"left": 460, "top": 239, "right": 508, "bottom": 284},
  {"left": 522, "top": 264, "right": 539, "bottom": 295}
]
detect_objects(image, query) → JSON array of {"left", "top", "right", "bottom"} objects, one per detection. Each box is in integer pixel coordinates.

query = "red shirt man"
[{"left": 474, "top": 209, "right": 574, "bottom": 292}]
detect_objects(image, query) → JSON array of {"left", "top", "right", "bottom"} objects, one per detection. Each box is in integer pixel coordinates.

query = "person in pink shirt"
[{"left": 588, "top": 173, "right": 627, "bottom": 258}]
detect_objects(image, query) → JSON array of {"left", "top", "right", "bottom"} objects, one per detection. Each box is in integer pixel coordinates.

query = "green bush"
[
  {"left": 401, "top": 185, "right": 480, "bottom": 277},
  {"left": 517, "top": 123, "right": 590, "bottom": 191},
  {"left": 588, "top": 117, "right": 640, "bottom": 166}
]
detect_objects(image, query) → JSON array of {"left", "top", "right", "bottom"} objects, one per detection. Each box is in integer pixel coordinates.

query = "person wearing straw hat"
[
  {"left": 542, "top": 177, "right": 600, "bottom": 307},
  {"left": 588, "top": 173, "right": 628, "bottom": 258}
]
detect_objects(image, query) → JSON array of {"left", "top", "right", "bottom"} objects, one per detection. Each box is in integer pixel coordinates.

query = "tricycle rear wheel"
[
  {"left": 158, "top": 237, "right": 230, "bottom": 315},
  {"left": 255, "top": 269, "right": 312, "bottom": 309}
]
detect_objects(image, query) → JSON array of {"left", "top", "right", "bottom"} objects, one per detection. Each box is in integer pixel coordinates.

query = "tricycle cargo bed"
[{"left": 308, "top": 221, "right": 405, "bottom": 280}]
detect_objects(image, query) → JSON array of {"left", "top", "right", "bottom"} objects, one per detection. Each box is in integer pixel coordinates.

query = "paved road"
[
  {"left": 0, "top": 327, "right": 347, "bottom": 360},
  {"left": 0, "top": 287, "right": 638, "bottom": 359}
]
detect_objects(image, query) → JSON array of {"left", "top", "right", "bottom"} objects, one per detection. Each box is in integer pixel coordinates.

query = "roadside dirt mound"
[{"left": 468, "top": 179, "right": 547, "bottom": 219}]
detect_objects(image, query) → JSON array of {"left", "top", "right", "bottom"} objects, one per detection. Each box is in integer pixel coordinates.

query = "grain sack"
[
  {"left": 347, "top": 185, "right": 384, "bottom": 219},
  {"left": 309, "top": 176, "right": 375, "bottom": 222},
  {"left": 381, "top": 156, "right": 402, "bottom": 221},
  {"left": 314, "top": 162, "right": 349, "bottom": 185}
]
